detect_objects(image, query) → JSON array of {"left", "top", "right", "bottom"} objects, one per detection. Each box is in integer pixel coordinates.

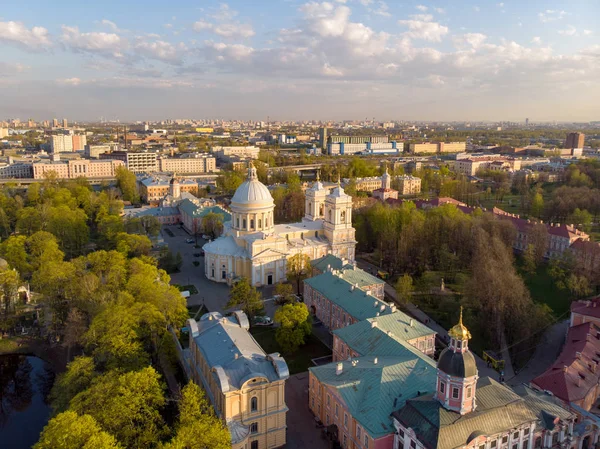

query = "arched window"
[
  {"left": 319, "top": 204, "right": 324, "bottom": 216},
  {"left": 341, "top": 211, "right": 346, "bottom": 223},
  {"left": 329, "top": 209, "right": 332, "bottom": 221},
  {"left": 250, "top": 219, "right": 254, "bottom": 229},
  {"left": 236, "top": 217, "right": 240, "bottom": 228},
  {"left": 243, "top": 219, "right": 247, "bottom": 229},
  {"left": 258, "top": 219, "right": 262, "bottom": 229},
  {"left": 250, "top": 397, "right": 258, "bottom": 412}
]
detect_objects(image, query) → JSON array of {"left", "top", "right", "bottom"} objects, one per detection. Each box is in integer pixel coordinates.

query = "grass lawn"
[
  {"left": 250, "top": 326, "right": 330, "bottom": 375},
  {"left": 516, "top": 259, "right": 571, "bottom": 318},
  {"left": 0, "top": 337, "right": 23, "bottom": 354}
]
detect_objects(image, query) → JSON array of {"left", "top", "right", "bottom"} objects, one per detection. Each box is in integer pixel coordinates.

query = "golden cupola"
[{"left": 448, "top": 306, "right": 472, "bottom": 341}]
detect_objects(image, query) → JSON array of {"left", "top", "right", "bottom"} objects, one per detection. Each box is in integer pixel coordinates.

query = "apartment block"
[
  {"left": 32, "top": 159, "right": 125, "bottom": 179},
  {"left": 396, "top": 175, "right": 421, "bottom": 195},
  {"left": 50, "top": 135, "right": 74, "bottom": 153},
  {"left": 212, "top": 146, "right": 260, "bottom": 161},
  {"left": 101, "top": 151, "right": 158, "bottom": 173},
  {"left": 158, "top": 155, "right": 216, "bottom": 174},
  {"left": 0, "top": 163, "right": 33, "bottom": 178}
]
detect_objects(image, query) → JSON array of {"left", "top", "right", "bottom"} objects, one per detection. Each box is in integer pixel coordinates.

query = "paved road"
[
  {"left": 355, "top": 257, "right": 501, "bottom": 380},
  {"left": 507, "top": 320, "right": 568, "bottom": 386},
  {"left": 285, "top": 373, "right": 329, "bottom": 449}
]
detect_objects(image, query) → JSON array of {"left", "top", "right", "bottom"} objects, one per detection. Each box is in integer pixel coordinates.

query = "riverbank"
[{"left": 0, "top": 336, "right": 68, "bottom": 372}]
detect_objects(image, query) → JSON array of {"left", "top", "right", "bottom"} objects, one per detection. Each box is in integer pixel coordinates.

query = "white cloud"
[
  {"left": 453, "top": 33, "right": 487, "bottom": 49},
  {"left": 100, "top": 19, "right": 118, "bottom": 31},
  {"left": 134, "top": 40, "right": 185, "bottom": 64},
  {"left": 583, "top": 30, "right": 592, "bottom": 36},
  {"left": 415, "top": 5, "right": 428, "bottom": 12},
  {"left": 398, "top": 14, "right": 448, "bottom": 42},
  {"left": 558, "top": 25, "right": 577, "bottom": 36},
  {"left": 57, "top": 77, "right": 82, "bottom": 86},
  {"left": 193, "top": 3, "right": 254, "bottom": 39},
  {"left": 0, "top": 62, "right": 27, "bottom": 76},
  {"left": 322, "top": 63, "right": 344, "bottom": 76},
  {"left": 372, "top": 1, "right": 391, "bottom": 17},
  {"left": 60, "top": 26, "right": 126, "bottom": 58},
  {"left": 434, "top": 8, "right": 445, "bottom": 14},
  {"left": 0, "top": 20, "right": 51, "bottom": 51},
  {"left": 214, "top": 23, "right": 255, "bottom": 38},
  {"left": 473, "top": 6, "right": 480, "bottom": 12},
  {"left": 209, "top": 3, "right": 238, "bottom": 21},
  {"left": 538, "top": 10, "right": 567, "bottom": 23},
  {"left": 358, "top": 0, "right": 373, "bottom": 5},
  {"left": 531, "top": 36, "right": 541, "bottom": 44},
  {"left": 58, "top": 76, "right": 192, "bottom": 89},
  {"left": 497, "top": 2, "right": 504, "bottom": 7},
  {"left": 164, "top": 23, "right": 173, "bottom": 29}
]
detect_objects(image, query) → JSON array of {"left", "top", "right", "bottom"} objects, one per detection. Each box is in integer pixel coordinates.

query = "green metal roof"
[
  {"left": 392, "top": 378, "right": 575, "bottom": 449},
  {"left": 312, "top": 254, "right": 346, "bottom": 272},
  {"left": 304, "top": 271, "right": 394, "bottom": 322},
  {"left": 310, "top": 354, "right": 437, "bottom": 439},
  {"left": 178, "top": 199, "right": 231, "bottom": 221},
  {"left": 333, "top": 311, "right": 436, "bottom": 357}
]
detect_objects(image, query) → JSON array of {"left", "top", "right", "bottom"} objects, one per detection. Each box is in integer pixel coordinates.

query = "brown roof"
[
  {"left": 531, "top": 322, "right": 600, "bottom": 403},
  {"left": 570, "top": 297, "right": 600, "bottom": 319}
]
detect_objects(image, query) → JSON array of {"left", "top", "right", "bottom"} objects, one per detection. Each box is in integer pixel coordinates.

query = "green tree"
[
  {"left": 274, "top": 282, "right": 295, "bottom": 304},
  {"left": 115, "top": 233, "right": 152, "bottom": 257},
  {"left": 567, "top": 208, "right": 593, "bottom": 232},
  {"left": 530, "top": 192, "right": 544, "bottom": 218},
  {"left": 161, "top": 382, "right": 230, "bottom": 449},
  {"left": 70, "top": 367, "right": 167, "bottom": 448},
  {"left": 286, "top": 253, "right": 311, "bottom": 295},
  {"left": 274, "top": 302, "right": 312, "bottom": 353},
  {"left": 522, "top": 244, "right": 537, "bottom": 274},
  {"left": 395, "top": 273, "right": 413, "bottom": 304},
  {"left": 115, "top": 166, "right": 139, "bottom": 203},
  {"left": 49, "top": 356, "right": 97, "bottom": 414},
  {"left": 226, "top": 277, "right": 264, "bottom": 319},
  {"left": 35, "top": 411, "right": 122, "bottom": 449},
  {"left": 216, "top": 170, "right": 244, "bottom": 194},
  {"left": 140, "top": 215, "right": 162, "bottom": 237},
  {"left": 0, "top": 235, "right": 30, "bottom": 277},
  {"left": 201, "top": 212, "right": 224, "bottom": 239}
]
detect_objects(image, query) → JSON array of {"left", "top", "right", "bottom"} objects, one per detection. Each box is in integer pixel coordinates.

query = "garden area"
[{"left": 250, "top": 326, "right": 330, "bottom": 375}]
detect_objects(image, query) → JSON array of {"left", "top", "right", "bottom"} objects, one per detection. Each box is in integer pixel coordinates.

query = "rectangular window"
[
  {"left": 514, "top": 432, "right": 520, "bottom": 440},
  {"left": 502, "top": 436, "right": 508, "bottom": 444},
  {"left": 250, "top": 423, "right": 258, "bottom": 434},
  {"left": 524, "top": 429, "right": 530, "bottom": 436},
  {"left": 491, "top": 441, "right": 497, "bottom": 449},
  {"left": 357, "top": 426, "right": 361, "bottom": 439},
  {"left": 344, "top": 413, "right": 348, "bottom": 428},
  {"left": 326, "top": 414, "right": 330, "bottom": 425},
  {"left": 480, "top": 445, "right": 486, "bottom": 449},
  {"left": 365, "top": 435, "right": 369, "bottom": 448},
  {"left": 327, "top": 395, "right": 330, "bottom": 406},
  {"left": 400, "top": 430, "right": 405, "bottom": 439},
  {"left": 335, "top": 403, "right": 339, "bottom": 417},
  {"left": 552, "top": 433, "right": 558, "bottom": 445},
  {"left": 411, "top": 440, "right": 417, "bottom": 449},
  {"left": 440, "top": 381, "right": 445, "bottom": 393},
  {"left": 513, "top": 444, "right": 518, "bottom": 449},
  {"left": 343, "top": 434, "right": 347, "bottom": 447},
  {"left": 523, "top": 441, "right": 529, "bottom": 449},
  {"left": 312, "top": 397, "right": 315, "bottom": 408},
  {"left": 452, "top": 387, "right": 459, "bottom": 399},
  {"left": 467, "top": 386, "right": 473, "bottom": 398}
]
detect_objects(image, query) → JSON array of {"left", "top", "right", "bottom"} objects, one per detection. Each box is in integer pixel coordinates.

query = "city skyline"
[{"left": 1, "top": 0, "right": 599, "bottom": 121}]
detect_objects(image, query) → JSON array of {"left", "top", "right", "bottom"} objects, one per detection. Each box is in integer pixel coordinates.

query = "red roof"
[
  {"left": 571, "top": 296, "right": 600, "bottom": 319},
  {"left": 531, "top": 322, "right": 600, "bottom": 404}
]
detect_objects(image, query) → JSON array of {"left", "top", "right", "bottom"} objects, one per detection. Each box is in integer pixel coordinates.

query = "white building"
[
  {"left": 212, "top": 146, "right": 260, "bottom": 161},
  {"left": 50, "top": 135, "right": 73, "bottom": 153},
  {"left": 203, "top": 165, "right": 356, "bottom": 287}
]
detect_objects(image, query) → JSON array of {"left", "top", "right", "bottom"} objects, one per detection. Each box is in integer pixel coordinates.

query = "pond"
[{"left": 0, "top": 355, "right": 55, "bottom": 449}]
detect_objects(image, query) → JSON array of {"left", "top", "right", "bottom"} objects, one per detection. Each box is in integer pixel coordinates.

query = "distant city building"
[
  {"left": 0, "top": 128, "right": 8, "bottom": 138},
  {"left": 373, "top": 167, "right": 398, "bottom": 200},
  {"left": 329, "top": 135, "right": 389, "bottom": 144},
  {"left": 186, "top": 311, "right": 289, "bottom": 449},
  {"left": 0, "top": 162, "right": 33, "bottom": 178},
  {"left": 85, "top": 144, "right": 118, "bottom": 159},
  {"left": 565, "top": 132, "right": 585, "bottom": 149},
  {"left": 327, "top": 141, "right": 400, "bottom": 156},
  {"left": 50, "top": 135, "right": 74, "bottom": 153},
  {"left": 318, "top": 127, "right": 328, "bottom": 149},
  {"left": 138, "top": 176, "right": 202, "bottom": 204},
  {"left": 195, "top": 127, "right": 214, "bottom": 133},
  {"left": 71, "top": 134, "right": 87, "bottom": 151},
  {"left": 32, "top": 158, "right": 124, "bottom": 179},
  {"left": 212, "top": 146, "right": 260, "bottom": 161},
  {"left": 101, "top": 151, "right": 158, "bottom": 173},
  {"left": 408, "top": 142, "right": 466, "bottom": 154},
  {"left": 52, "top": 118, "right": 58, "bottom": 127},
  {"left": 454, "top": 156, "right": 521, "bottom": 176},
  {"left": 395, "top": 174, "right": 422, "bottom": 195},
  {"left": 157, "top": 155, "right": 216, "bottom": 174}
]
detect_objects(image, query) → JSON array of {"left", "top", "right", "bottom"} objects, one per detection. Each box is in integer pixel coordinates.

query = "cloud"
[
  {"left": 372, "top": 1, "right": 391, "bottom": 17},
  {"left": 57, "top": 76, "right": 192, "bottom": 89},
  {"left": 497, "top": 2, "right": 504, "bottom": 7},
  {"left": 100, "top": 19, "right": 118, "bottom": 31},
  {"left": 134, "top": 40, "right": 185, "bottom": 64},
  {"left": 0, "top": 20, "right": 51, "bottom": 51},
  {"left": 558, "top": 25, "right": 577, "bottom": 36},
  {"left": 434, "top": 8, "right": 445, "bottom": 14},
  {"left": 415, "top": 5, "right": 428, "bottom": 12},
  {"left": 193, "top": 3, "right": 255, "bottom": 40},
  {"left": 453, "top": 33, "right": 487, "bottom": 49},
  {"left": 0, "top": 62, "right": 28, "bottom": 76},
  {"left": 61, "top": 26, "right": 126, "bottom": 58},
  {"left": 583, "top": 30, "right": 592, "bottom": 36},
  {"left": 531, "top": 36, "right": 541, "bottom": 44},
  {"left": 473, "top": 6, "right": 480, "bottom": 12},
  {"left": 57, "top": 77, "right": 82, "bottom": 86},
  {"left": 538, "top": 10, "right": 567, "bottom": 23},
  {"left": 209, "top": 3, "right": 239, "bottom": 21},
  {"left": 398, "top": 14, "right": 448, "bottom": 42}
]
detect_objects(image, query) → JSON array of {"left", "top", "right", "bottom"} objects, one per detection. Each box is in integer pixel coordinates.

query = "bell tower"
[
  {"left": 382, "top": 165, "right": 391, "bottom": 190},
  {"left": 323, "top": 177, "right": 356, "bottom": 261},
  {"left": 434, "top": 307, "right": 478, "bottom": 415},
  {"left": 169, "top": 173, "right": 180, "bottom": 198},
  {"left": 305, "top": 172, "right": 328, "bottom": 221}
]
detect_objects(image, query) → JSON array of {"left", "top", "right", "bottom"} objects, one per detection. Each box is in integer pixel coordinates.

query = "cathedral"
[{"left": 203, "top": 165, "right": 356, "bottom": 287}]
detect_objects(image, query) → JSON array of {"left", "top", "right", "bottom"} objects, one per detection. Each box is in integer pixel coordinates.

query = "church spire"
[{"left": 247, "top": 161, "right": 258, "bottom": 180}]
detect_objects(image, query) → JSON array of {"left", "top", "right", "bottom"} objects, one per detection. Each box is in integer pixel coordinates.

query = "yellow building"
[
  {"left": 396, "top": 175, "right": 421, "bottom": 195},
  {"left": 204, "top": 166, "right": 356, "bottom": 286},
  {"left": 195, "top": 127, "right": 214, "bottom": 133},
  {"left": 187, "top": 312, "right": 288, "bottom": 449}
]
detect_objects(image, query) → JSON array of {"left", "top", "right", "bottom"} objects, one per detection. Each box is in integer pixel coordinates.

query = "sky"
[{"left": 0, "top": 0, "right": 599, "bottom": 122}]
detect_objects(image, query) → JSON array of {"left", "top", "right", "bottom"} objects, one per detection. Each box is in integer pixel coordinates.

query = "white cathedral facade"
[{"left": 203, "top": 165, "right": 356, "bottom": 287}]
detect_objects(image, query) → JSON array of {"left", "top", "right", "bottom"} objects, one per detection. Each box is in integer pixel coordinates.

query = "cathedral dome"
[
  {"left": 231, "top": 164, "right": 274, "bottom": 208},
  {"left": 437, "top": 347, "right": 477, "bottom": 378}
]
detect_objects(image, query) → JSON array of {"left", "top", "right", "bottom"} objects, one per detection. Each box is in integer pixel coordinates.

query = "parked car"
[
  {"left": 253, "top": 316, "right": 273, "bottom": 326},
  {"left": 185, "top": 238, "right": 194, "bottom": 244},
  {"left": 274, "top": 294, "right": 301, "bottom": 305}
]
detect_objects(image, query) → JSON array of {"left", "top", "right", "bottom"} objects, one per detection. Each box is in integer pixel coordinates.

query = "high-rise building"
[
  {"left": 50, "top": 135, "right": 74, "bottom": 153},
  {"left": 565, "top": 132, "right": 585, "bottom": 149},
  {"left": 62, "top": 118, "right": 68, "bottom": 128},
  {"left": 52, "top": 118, "right": 58, "bottom": 127},
  {"left": 318, "top": 127, "right": 328, "bottom": 149},
  {"left": 72, "top": 134, "right": 87, "bottom": 151},
  {"left": 525, "top": 118, "right": 529, "bottom": 126}
]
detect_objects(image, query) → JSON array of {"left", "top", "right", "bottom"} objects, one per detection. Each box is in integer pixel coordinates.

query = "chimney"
[
  {"left": 234, "top": 353, "right": 239, "bottom": 360},
  {"left": 374, "top": 357, "right": 378, "bottom": 365},
  {"left": 336, "top": 362, "right": 343, "bottom": 376},
  {"left": 371, "top": 319, "right": 378, "bottom": 329},
  {"left": 351, "top": 285, "right": 355, "bottom": 291},
  {"left": 410, "top": 319, "right": 414, "bottom": 327},
  {"left": 373, "top": 301, "right": 378, "bottom": 307}
]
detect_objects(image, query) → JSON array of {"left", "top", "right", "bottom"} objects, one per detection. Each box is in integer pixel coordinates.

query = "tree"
[
  {"left": 226, "top": 277, "right": 264, "bottom": 319},
  {"left": 63, "top": 308, "right": 87, "bottom": 361},
  {"left": 49, "top": 356, "right": 97, "bottom": 414},
  {"left": 115, "top": 166, "right": 139, "bottom": 203},
  {"left": 395, "top": 274, "right": 413, "bottom": 304},
  {"left": 522, "top": 244, "right": 537, "bottom": 274},
  {"left": 567, "top": 208, "right": 593, "bottom": 232},
  {"left": 201, "top": 212, "right": 224, "bottom": 239},
  {"left": 528, "top": 223, "right": 548, "bottom": 263},
  {"left": 69, "top": 367, "right": 167, "bottom": 449},
  {"left": 530, "top": 192, "right": 544, "bottom": 218},
  {"left": 274, "top": 302, "right": 312, "bottom": 353},
  {"left": 286, "top": 253, "right": 311, "bottom": 295},
  {"left": 274, "top": 282, "right": 295, "bottom": 304},
  {"left": 35, "top": 411, "right": 122, "bottom": 449},
  {"left": 140, "top": 215, "right": 162, "bottom": 237},
  {"left": 115, "top": 233, "right": 152, "bottom": 258},
  {"left": 161, "top": 382, "right": 230, "bottom": 449}
]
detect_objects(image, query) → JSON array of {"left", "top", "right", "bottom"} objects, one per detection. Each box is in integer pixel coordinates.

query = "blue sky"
[{"left": 0, "top": 0, "right": 598, "bottom": 121}]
